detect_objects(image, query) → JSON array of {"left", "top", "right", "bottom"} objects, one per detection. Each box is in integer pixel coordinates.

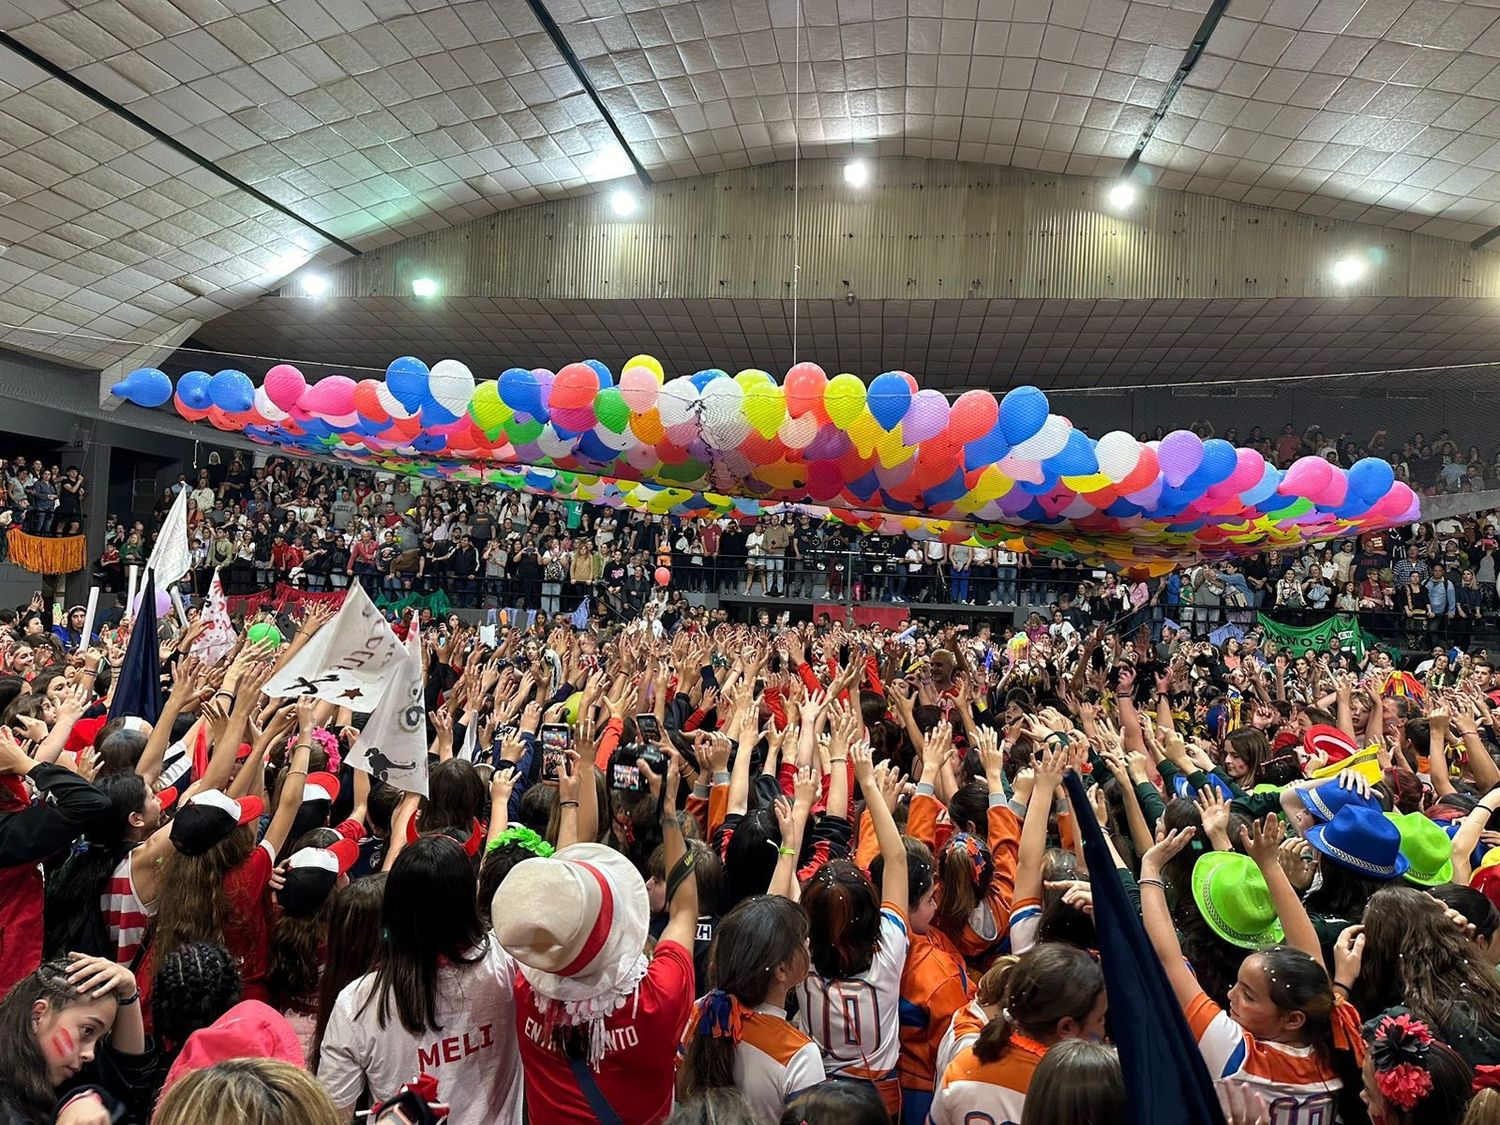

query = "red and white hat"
[
  {"left": 276, "top": 838, "right": 359, "bottom": 918},
  {"left": 302, "top": 771, "right": 341, "bottom": 804},
  {"left": 170, "top": 790, "right": 264, "bottom": 856},
  {"left": 490, "top": 842, "right": 650, "bottom": 1038},
  {"left": 1303, "top": 724, "right": 1357, "bottom": 765}
]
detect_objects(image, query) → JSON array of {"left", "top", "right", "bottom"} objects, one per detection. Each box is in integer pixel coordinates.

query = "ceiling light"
[
  {"left": 260, "top": 249, "right": 307, "bottom": 281},
  {"left": 843, "top": 160, "right": 869, "bottom": 187},
  {"left": 1106, "top": 181, "right": 1137, "bottom": 210},
  {"left": 586, "top": 147, "right": 633, "bottom": 181},
  {"left": 300, "top": 273, "right": 329, "bottom": 298},
  {"left": 411, "top": 277, "right": 438, "bottom": 298},
  {"left": 609, "top": 189, "right": 638, "bottom": 217},
  {"left": 1332, "top": 256, "right": 1366, "bottom": 284}
]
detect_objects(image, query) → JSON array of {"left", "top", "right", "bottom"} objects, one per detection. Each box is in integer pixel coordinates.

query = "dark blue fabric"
[{"left": 108, "top": 572, "right": 162, "bottom": 724}]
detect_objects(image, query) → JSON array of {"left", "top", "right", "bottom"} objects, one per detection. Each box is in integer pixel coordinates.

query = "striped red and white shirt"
[{"left": 102, "top": 852, "right": 152, "bottom": 965}]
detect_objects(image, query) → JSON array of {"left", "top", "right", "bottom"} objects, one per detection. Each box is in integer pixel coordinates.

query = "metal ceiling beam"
[
  {"left": 1121, "top": 0, "right": 1232, "bottom": 180},
  {"left": 0, "top": 31, "right": 362, "bottom": 258}
]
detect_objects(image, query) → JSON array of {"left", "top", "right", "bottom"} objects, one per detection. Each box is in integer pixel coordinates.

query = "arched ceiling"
[{"left": 2, "top": 0, "right": 1500, "bottom": 372}]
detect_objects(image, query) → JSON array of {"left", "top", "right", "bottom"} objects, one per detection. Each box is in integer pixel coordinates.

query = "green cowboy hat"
[
  {"left": 1191, "top": 852, "right": 1285, "bottom": 950},
  {"left": 1386, "top": 811, "right": 1454, "bottom": 886}
]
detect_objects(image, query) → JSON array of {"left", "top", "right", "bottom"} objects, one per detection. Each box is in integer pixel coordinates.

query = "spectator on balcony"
[
  {"left": 1393, "top": 544, "right": 1431, "bottom": 587},
  {"left": 56, "top": 466, "right": 83, "bottom": 537},
  {"left": 26, "top": 469, "right": 56, "bottom": 536}
]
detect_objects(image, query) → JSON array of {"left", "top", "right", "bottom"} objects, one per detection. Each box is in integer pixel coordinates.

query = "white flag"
[
  {"left": 191, "top": 570, "right": 235, "bottom": 667},
  {"left": 147, "top": 488, "right": 192, "bottom": 591},
  {"left": 349, "top": 615, "right": 428, "bottom": 795},
  {"left": 263, "top": 583, "right": 405, "bottom": 711}
]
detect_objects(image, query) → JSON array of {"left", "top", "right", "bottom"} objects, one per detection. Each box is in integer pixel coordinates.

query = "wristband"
[
  {"left": 777, "top": 845, "right": 796, "bottom": 856},
  {"left": 1138, "top": 877, "right": 1166, "bottom": 890},
  {"left": 116, "top": 990, "right": 140, "bottom": 1006},
  {"left": 711, "top": 770, "right": 730, "bottom": 786},
  {"left": 559, "top": 799, "right": 579, "bottom": 808},
  {"left": 1332, "top": 980, "right": 1354, "bottom": 993}
]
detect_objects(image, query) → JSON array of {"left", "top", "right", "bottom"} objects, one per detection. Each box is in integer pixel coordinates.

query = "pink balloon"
[
  {"left": 1311, "top": 467, "right": 1347, "bottom": 507},
  {"left": 264, "top": 364, "right": 307, "bottom": 411},
  {"left": 301, "top": 375, "right": 356, "bottom": 416},
  {"left": 619, "top": 367, "right": 659, "bottom": 412},
  {"left": 655, "top": 566, "right": 671, "bottom": 586},
  {"left": 1279, "top": 455, "right": 1332, "bottom": 497}
]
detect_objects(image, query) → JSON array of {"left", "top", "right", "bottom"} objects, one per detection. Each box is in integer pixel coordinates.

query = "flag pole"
[
  {"left": 126, "top": 565, "right": 139, "bottom": 616},
  {"left": 77, "top": 586, "right": 99, "bottom": 654}
]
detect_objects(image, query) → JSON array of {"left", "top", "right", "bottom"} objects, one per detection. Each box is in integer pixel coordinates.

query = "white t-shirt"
[
  {"left": 317, "top": 939, "right": 523, "bottom": 1125},
  {"left": 793, "top": 904, "right": 908, "bottom": 1080}
]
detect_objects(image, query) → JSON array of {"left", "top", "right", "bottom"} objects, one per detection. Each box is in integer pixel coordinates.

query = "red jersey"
[{"left": 513, "top": 939, "right": 694, "bottom": 1125}]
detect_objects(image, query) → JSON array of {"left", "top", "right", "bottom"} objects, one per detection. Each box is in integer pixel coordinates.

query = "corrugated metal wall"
[{"left": 315, "top": 158, "right": 1500, "bottom": 302}]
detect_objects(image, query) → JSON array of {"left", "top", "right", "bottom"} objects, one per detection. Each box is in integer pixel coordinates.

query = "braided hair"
[{"left": 153, "top": 941, "right": 242, "bottom": 1052}]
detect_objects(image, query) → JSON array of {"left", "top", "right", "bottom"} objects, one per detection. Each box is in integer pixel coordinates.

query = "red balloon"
[
  {"left": 806, "top": 460, "right": 843, "bottom": 501},
  {"left": 655, "top": 567, "right": 671, "bottom": 586},
  {"left": 551, "top": 363, "right": 597, "bottom": 410},
  {"left": 784, "top": 363, "right": 827, "bottom": 418},
  {"left": 1117, "top": 445, "right": 1159, "bottom": 495},
  {"left": 949, "top": 390, "right": 999, "bottom": 444},
  {"left": 914, "top": 439, "right": 957, "bottom": 489}
]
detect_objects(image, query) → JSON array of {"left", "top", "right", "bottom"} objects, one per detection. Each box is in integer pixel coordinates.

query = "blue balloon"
[
  {"left": 1104, "top": 498, "right": 1143, "bottom": 518},
  {"left": 421, "top": 400, "right": 459, "bottom": 426},
  {"left": 689, "top": 368, "right": 728, "bottom": 391},
  {"left": 1348, "top": 456, "right": 1394, "bottom": 503},
  {"left": 111, "top": 367, "right": 172, "bottom": 408},
  {"left": 998, "top": 385, "right": 1048, "bottom": 445},
  {"left": 1045, "top": 430, "right": 1099, "bottom": 477},
  {"left": 963, "top": 428, "right": 1011, "bottom": 472},
  {"left": 1239, "top": 464, "right": 1282, "bottom": 506},
  {"left": 879, "top": 490, "right": 916, "bottom": 513},
  {"left": 583, "top": 359, "right": 613, "bottom": 389},
  {"left": 411, "top": 433, "right": 447, "bottom": 452},
  {"left": 385, "top": 356, "right": 429, "bottom": 411},
  {"left": 575, "top": 431, "right": 616, "bottom": 463},
  {"left": 497, "top": 367, "right": 538, "bottom": 415},
  {"left": 867, "top": 372, "right": 912, "bottom": 431},
  {"left": 208, "top": 369, "right": 254, "bottom": 413},
  {"left": 177, "top": 370, "right": 212, "bottom": 410},
  {"left": 1017, "top": 470, "right": 1060, "bottom": 496},
  {"left": 1198, "top": 439, "right": 1238, "bottom": 485},
  {"left": 847, "top": 470, "right": 881, "bottom": 501},
  {"left": 924, "top": 468, "right": 968, "bottom": 505}
]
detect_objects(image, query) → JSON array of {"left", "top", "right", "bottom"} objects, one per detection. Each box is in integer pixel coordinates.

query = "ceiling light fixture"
[
  {"left": 1332, "top": 256, "right": 1366, "bottom": 284},
  {"left": 300, "top": 274, "right": 329, "bottom": 298},
  {"left": 411, "top": 277, "right": 438, "bottom": 298},
  {"left": 1106, "top": 181, "right": 1137, "bottom": 210},
  {"left": 843, "top": 160, "right": 870, "bottom": 187},
  {"left": 586, "top": 148, "right": 633, "bottom": 182},
  {"left": 609, "top": 189, "right": 638, "bottom": 217}
]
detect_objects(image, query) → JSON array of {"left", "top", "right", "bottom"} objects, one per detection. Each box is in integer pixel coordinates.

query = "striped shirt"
[
  {"left": 1187, "top": 992, "right": 1341, "bottom": 1124},
  {"left": 102, "top": 852, "right": 152, "bottom": 965}
]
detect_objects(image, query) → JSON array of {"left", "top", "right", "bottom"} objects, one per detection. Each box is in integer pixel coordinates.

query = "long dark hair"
[
  {"left": 1020, "top": 1040, "right": 1127, "bottom": 1125},
  {"left": 680, "top": 896, "right": 809, "bottom": 1097},
  {"left": 422, "top": 759, "right": 486, "bottom": 834},
  {"left": 0, "top": 960, "right": 102, "bottom": 1122},
  {"left": 975, "top": 944, "right": 1104, "bottom": 1063},
  {"left": 1302, "top": 851, "right": 1386, "bottom": 921},
  {"left": 1356, "top": 887, "right": 1500, "bottom": 1039},
  {"left": 722, "top": 808, "right": 782, "bottom": 911},
  {"left": 43, "top": 771, "right": 146, "bottom": 958},
  {"left": 310, "top": 874, "right": 385, "bottom": 1069},
  {"left": 267, "top": 828, "right": 341, "bottom": 1011},
  {"left": 1223, "top": 728, "right": 1269, "bottom": 787},
  {"left": 152, "top": 824, "right": 255, "bottom": 966},
  {"left": 360, "top": 837, "right": 484, "bottom": 1035},
  {"left": 934, "top": 833, "right": 994, "bottom": 942},
  {"left": 803, "top": 859, "right": 880, "bottom": 979}
]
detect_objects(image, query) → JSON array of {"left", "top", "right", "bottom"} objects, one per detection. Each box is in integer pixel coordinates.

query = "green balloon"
[
  {"left": 595, "top": 387, "right": 630, "bottom": 434},
  {"left": 246, "top": 622, "right": 283, "bottom": 647},
  {"left": 504, "top": 418, "right": 544, "bottom": 444}
]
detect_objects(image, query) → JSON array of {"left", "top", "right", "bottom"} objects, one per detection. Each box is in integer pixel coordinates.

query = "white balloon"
[
  {"left": 1095, "top": 431, "right": 1140, "bottom": 483},
  {"left": 428, "top": 359, "right": 475, "bottom": 414},
  {"left": 374, "top": 381, "right": 414, "bottom": 420},
  {"left": 657, "top": 378, "right": 699, "bottom": 428},
  {"left": 779, "top": 412, "right": 819, "bottom": 449},
  {"left": 1012, "top": 414, "right": 1071, "bottom": 461},
  {"left": 536, "top": 424, "right": 578, "bottom": 460},
  {"left": 253, "top": 386, "right": 287, "bottom": 421}
]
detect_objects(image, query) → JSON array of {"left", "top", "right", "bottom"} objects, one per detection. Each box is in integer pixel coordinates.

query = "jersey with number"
[
  {"left": 1187, "top": 992, "right": 1342, "bottom": 1125},
  {"left": 928, "top": 1042, "right": 1039, "bottom": 1125},
  {"left": 793, "top": 903, "right": 909, "bottom": 1080}
]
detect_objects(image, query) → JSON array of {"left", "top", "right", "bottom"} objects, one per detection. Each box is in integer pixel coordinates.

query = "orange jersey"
[
  {"left": 909, "top": 792, "right": 1022, "bottom": 967},
  {"left": 935, "top": 997, "right": 990, "bottom": 1083},
  {"left": 930, "top": 1041, "right": 1041, "bottom": 1125},
  {"left": 681, "top": 1006, "right": 825, "bottom": 1122},
  {"left": 896, "top": 925, "right": 973, "bottom": 1093}
]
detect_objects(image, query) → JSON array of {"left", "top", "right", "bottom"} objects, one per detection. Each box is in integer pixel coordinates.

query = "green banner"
[
  {"left": 374, "top": 588, "right": 452, "bottom": 615},
  {"left": 1256, "top": 613, "right": 1371, "bottom": 659}
]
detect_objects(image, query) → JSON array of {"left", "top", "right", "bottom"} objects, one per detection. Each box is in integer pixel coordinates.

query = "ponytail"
[
  {"left": 975, "top": 944, "right": 1104, "bottom": 1064},
  {"left": 1257, "top": 947, "right": 1366, "bottom": 1125},
  {"left": 935, "top": 833, "right": 992, "bottom": 940}
]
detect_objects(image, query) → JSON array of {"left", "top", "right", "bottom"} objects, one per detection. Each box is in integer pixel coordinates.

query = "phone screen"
[
  {"left": 611, "top": 761, "right": 641, "bottom": 790},
  {"left": 540, "top": 724, "right": 572, "bottom": 783},
  {"left": 635, "top": 713, "right": 661, "bottom": 742}
]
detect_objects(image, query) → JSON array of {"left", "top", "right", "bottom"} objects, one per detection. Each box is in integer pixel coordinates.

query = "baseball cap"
[
  {"left": 275, "top": 839, "right": 359, "bottom": 919},
  {"left": 170, "top": 790, "right": 264, "bottom": 857}
]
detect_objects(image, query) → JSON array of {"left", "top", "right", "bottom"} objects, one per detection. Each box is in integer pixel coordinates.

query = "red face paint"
[{"left": 47, "top": 1026, "right": 74, "bottom": 1062}]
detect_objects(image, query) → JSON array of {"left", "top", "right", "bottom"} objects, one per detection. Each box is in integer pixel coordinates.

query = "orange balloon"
[{"left": 630, "top": 408, "right": 665, "bottom": 444}]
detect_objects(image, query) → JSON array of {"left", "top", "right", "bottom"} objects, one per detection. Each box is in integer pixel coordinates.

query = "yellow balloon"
[
  {"left": 563, "top": 691, "right": 583, "bottom": 723},
  {"left": 824, "top": 373, "right": 866, "bottom": 429},
  {"left": 743, "top": 383, "right": 786, "bottom": 439},
  {"left": 847, "top": 408, "right": 881, "bottom": 458},
  {"left": 625, "top": 354, "right": 665, "bottom": 382},
  {"left": 875, "top": 430, "right": 914, "bottom": 468}
]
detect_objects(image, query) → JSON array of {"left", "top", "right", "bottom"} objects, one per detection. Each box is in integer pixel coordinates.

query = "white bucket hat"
[{"left": 490, "top": 842, "right": 649, "bottom": 1064}]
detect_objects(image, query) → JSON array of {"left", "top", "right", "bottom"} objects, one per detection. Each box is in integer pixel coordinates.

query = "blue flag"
[
  {"left": 1063, "top": 772, "right": 1225, "bottom": 1125},
  {"left": 110, "top": 571, "right": 163, "bottom": 724},
  {"left": 570, "top": 597, "right": 590, "bottom": 630}
]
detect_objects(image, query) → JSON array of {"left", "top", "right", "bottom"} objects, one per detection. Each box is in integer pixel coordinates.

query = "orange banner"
[{"left": 5, "top": 529, "right": 86, "bottom": 575}]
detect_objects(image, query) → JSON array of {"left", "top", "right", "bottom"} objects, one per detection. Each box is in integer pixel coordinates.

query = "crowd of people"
[
  {"left": 0, "top": 458, "right": 86, "bottom": 539},
  {"left": 3, "top": 518, "right": 1500, "bottom": 1123},
  {"left": 74, "top": 444, "right": 1500, "bottom": 664}
]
